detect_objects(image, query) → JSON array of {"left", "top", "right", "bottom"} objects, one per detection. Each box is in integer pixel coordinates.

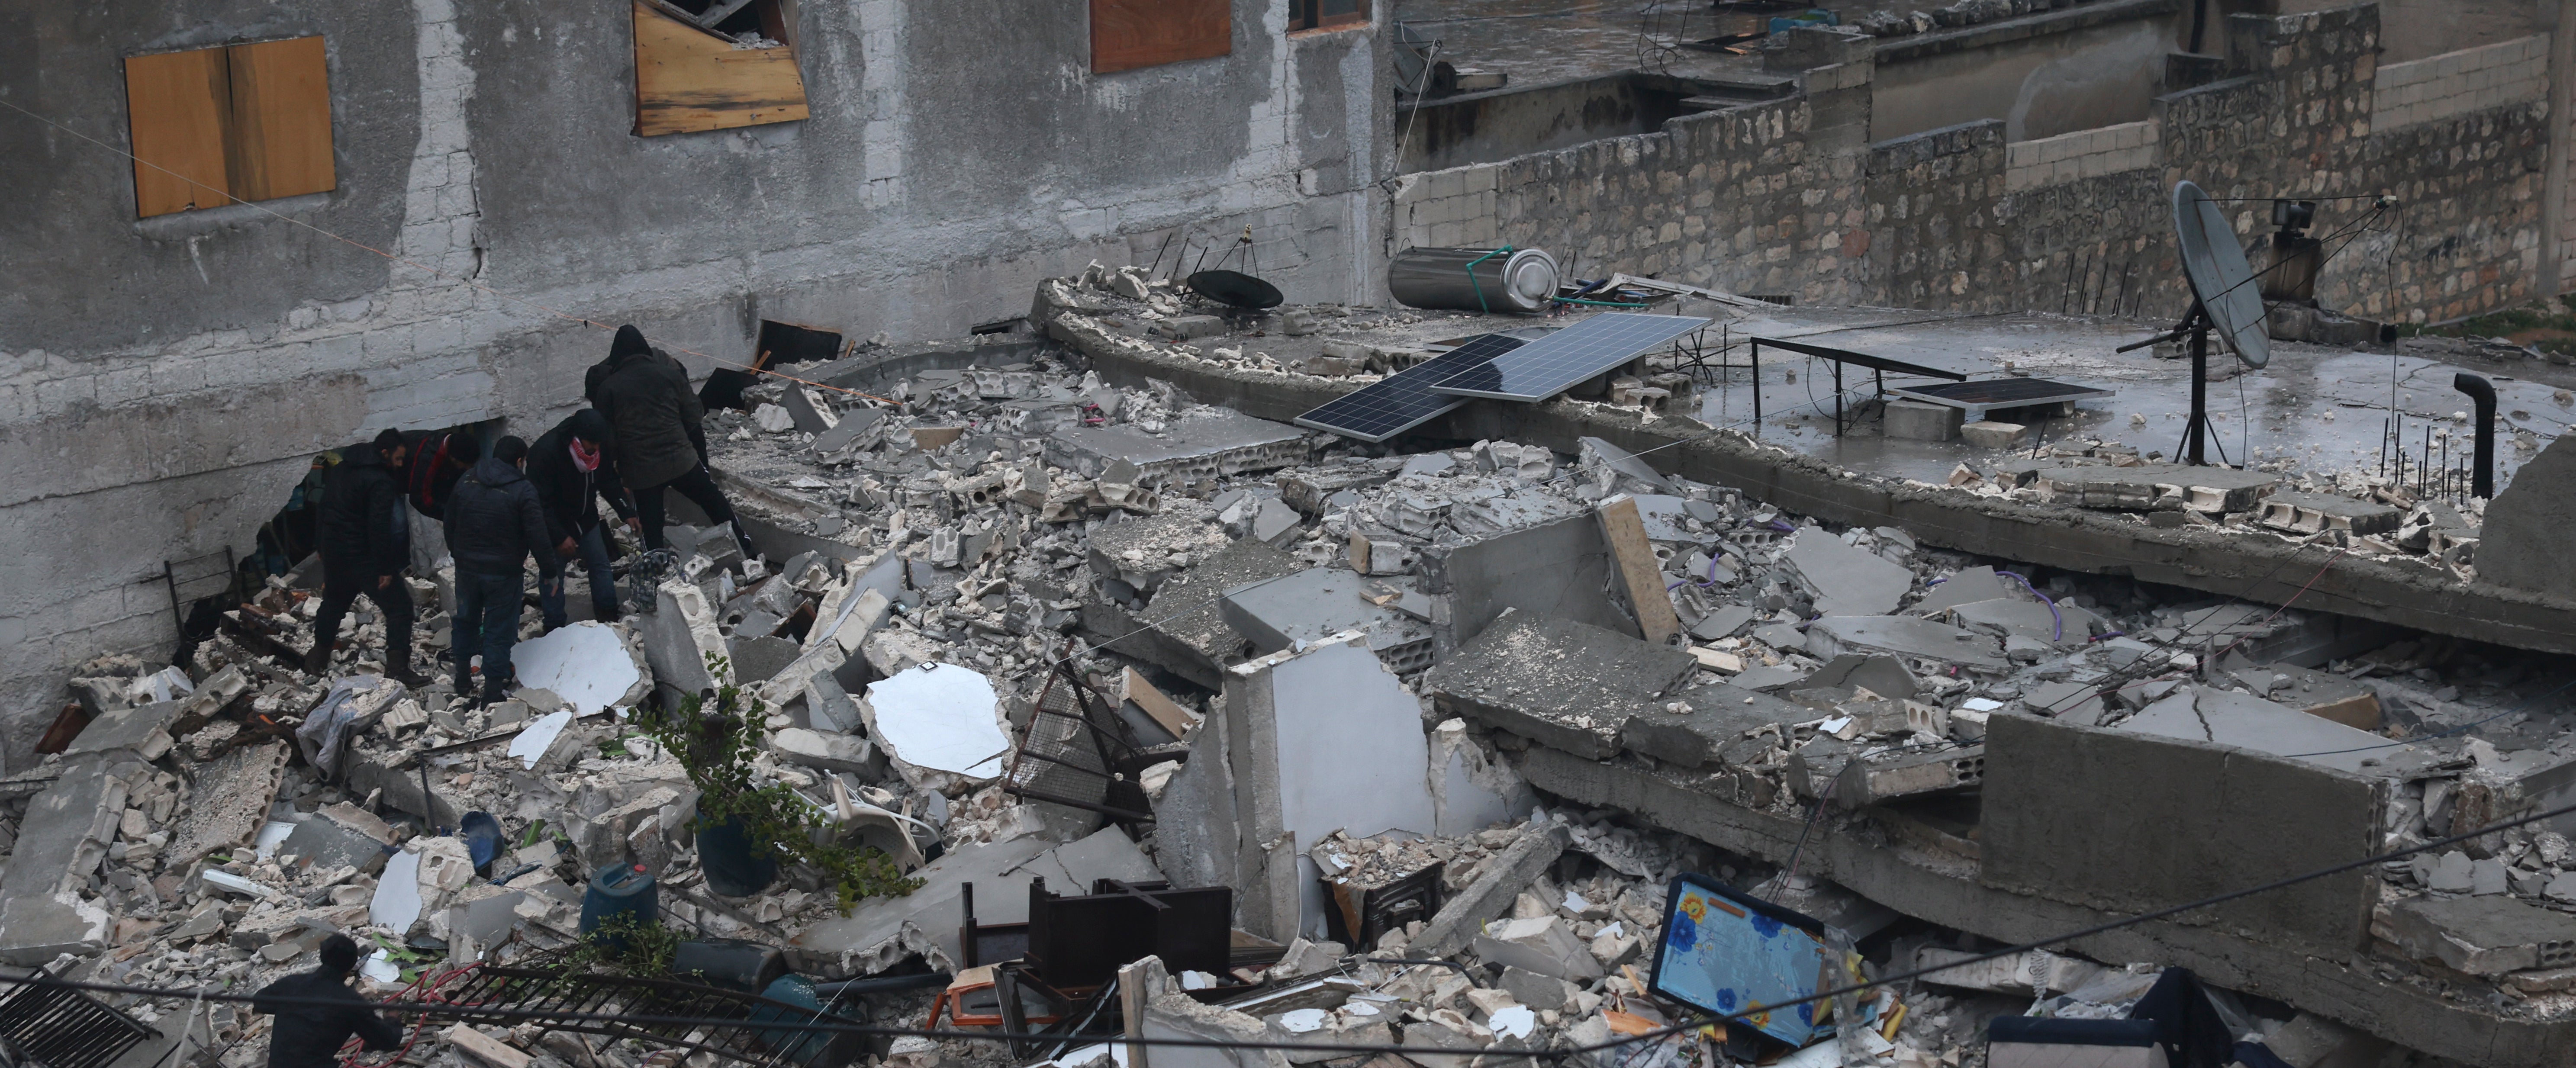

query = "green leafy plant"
[
  {"left": 561, "top": 911, "right": 684, "bottom": 977},
  {"left": 630, "top": 654, "right": 922, "bottom": 913}
]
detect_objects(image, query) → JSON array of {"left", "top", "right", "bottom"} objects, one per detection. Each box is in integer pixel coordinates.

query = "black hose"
[{"left": 811, "top": 972, "right": 954, "bottom": 997}]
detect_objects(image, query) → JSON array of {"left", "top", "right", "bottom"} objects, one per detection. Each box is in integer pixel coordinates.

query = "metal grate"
[
  {"left": 0, "top": 971, "right": 154, "bottom": 1068},
  {"left": 1001, "top": 663, "right": 1154, "bottom": 822},
  {"left": 435, "top": 964, "right": 868, "bottom": 1068}
]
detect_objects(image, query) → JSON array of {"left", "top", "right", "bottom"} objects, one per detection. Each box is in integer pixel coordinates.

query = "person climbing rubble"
[
  {"left": 444, "top": 434, "right": 559, "bottom": 705},
  {"left": 527, "top": 408, "right": 639, "bottom": 629},
  {"left": 250, "top": 934, "right": 405, "bottom": 1068},
  {"left": 587, "top": 323, "right": 756, "bottom": 563},
  {"left": 307, "top": 428, "right": 422, "bottom": 685}
]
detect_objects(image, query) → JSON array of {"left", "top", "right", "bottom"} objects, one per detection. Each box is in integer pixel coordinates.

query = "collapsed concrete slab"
[
  {"left": 2114, "top": 685, "right": 2391, "bottom": 776},
  {"left": 2476, "top": 433, "right": 2576, "bottom": 600},
  {"left": 1048, "top": 411, "right": 1309, "bottom": 486},
  {"left": 1175, "top": 635, "right": 1437, "bottom": 941},
  {"left": 1804, "top": 615, "right": 2007, "bottom": 669},
  {"left": 1219, "top": 567, "right": 1435, "bottom": 676},
  {"left": 1782, "top": 527, "right": 1914, "bottom": 616},
  {"left": 0, "top": 756, "right": 142, "bottom": 963},
  {"left": 1981, "top": 711, "right": 2383, "bottom": 958},
  {"left": 2382, "top": 895, "right": 2576, "bottom": 976},
  {"left": 1422, "top": 614, "right": 1696, "bottom": 759},
  {"left": 1087, "top": 538, "right": 1306, "bottom": 690}
]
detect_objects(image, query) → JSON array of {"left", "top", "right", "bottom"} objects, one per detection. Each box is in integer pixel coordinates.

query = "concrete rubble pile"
[{"left": 7, "top": 276, "right": 2576, "bottom": 1068}]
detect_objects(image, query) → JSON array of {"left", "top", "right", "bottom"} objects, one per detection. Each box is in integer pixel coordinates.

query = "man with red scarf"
[{"left": 526, "top": 409, "right": 639, "bottom": 628}]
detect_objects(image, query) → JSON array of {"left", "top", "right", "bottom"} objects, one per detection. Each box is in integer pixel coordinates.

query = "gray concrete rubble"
[{"left": 21, "top": 273, "right": 2576, "bottom": 1068}]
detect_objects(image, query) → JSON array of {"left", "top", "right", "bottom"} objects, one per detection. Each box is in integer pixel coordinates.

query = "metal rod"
[
  {"left": 1750, "top": 341, "right": 1762, "bottom": 433},
  {"left": 1832, "top": 360, "right": 1844, "bottom": 435},
  {"left": 2186, "top": 314, "right": 2210, "bottom": 465}
]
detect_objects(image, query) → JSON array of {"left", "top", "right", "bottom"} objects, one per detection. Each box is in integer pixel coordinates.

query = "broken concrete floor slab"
[{"left": 1423, "top": 614, "right": 1696, "bottom": 759}]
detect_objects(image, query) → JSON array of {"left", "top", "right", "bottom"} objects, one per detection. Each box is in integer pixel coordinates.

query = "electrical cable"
[{"left": 35, "top": 797, "right": 2576, "bottom": 1063}]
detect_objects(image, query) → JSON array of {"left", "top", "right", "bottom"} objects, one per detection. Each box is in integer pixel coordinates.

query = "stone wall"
[
  {"left": 1394, "top": 4, "right": 2554, "bottom": 325},
  {"left": 2371, "top": 35, "right": 2550, "bottom": 132},
  {"left": 2006, "top": 120, "right": 2161, "bottom": 191}
]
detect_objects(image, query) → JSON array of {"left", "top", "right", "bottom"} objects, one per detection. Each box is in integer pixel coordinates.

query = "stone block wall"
[
  {"left": 2371, "top": 35, "right": 2549, "bottom": 132},
  {"left": 2005, "top": 120, "right": 2160, "bottom": 192},
  {"left": 1394, "top": 4, "right": 2552, "bottom": 324},
  {"left": 1390, "top": 96, "right": 1869, "bottom": 305}
]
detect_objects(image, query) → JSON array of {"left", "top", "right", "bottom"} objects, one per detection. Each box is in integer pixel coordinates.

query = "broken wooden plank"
[
  {"left": 632, "top": 0, "right": 809, "bottom": 137},
  {"left": 1597, "top": 494, "right": 1682, "bottom": 644}
]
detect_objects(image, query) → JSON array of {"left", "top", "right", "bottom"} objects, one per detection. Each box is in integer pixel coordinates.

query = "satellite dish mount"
[{"left": 2120, "top": 180, "right": 2273, "bottom": 466}]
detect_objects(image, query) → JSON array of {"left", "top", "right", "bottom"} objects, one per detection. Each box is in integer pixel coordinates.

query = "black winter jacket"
[
  {"left": 586, "top": 325, "right": 708, "bottom": 490},
  {"left": 527, "top": 410, "right": 635, "bottom": 545},
  {"left": 316, "top": 444, "right": 406, "bottom": 576},
  {"left": 445, "top": 457, "right": 561, "bottom": 580},
  {"left": 252, "top": 969, "right": 404, "bottom": 1068}
]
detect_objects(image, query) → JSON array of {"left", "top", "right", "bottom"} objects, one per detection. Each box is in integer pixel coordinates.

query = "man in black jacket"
[
  {"left": 527, "top": 409, "right": 639, "bottom": 629},
  {"left": 309, "top": 429, "right": 425, "bottom": 685},
  {"left": 252, "top": 934, "right": 404, "bottom": 1068},
  {"left": 587, "top": 325, "right": 755, "bottom": 561},
  {"left": 444, "top": 436, "right": 560, "bottom": 705}
]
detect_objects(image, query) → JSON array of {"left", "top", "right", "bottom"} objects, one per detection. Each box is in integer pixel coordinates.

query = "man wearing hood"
[
  {"left": 586, "top": 324, "right": 755, "bottom": 560},
  {"left": 309, "top": 428, "right": 424, "bottom": 685},
  {"left": 527, "top": 409, "right": 638, "bottom": 628},
  {"left": 444, "top": 436, "right": 560, "bottom": 704}
]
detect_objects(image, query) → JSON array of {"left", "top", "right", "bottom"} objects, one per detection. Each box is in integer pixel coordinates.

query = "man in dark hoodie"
[
  {"left": 252, "top": 933, "right": 404, "bottom": 1068},
  {"left": 527, "top": 409, "right": 639, "bottom": 629},
  {"left": 586, "top": 324, "right": 754, "bottom": 560},
  {"left": 310, "top": 429, "right": 424, "bottom": 685},
  {"left": 444, "top": 436, "right": 559, "bottom": 704}
]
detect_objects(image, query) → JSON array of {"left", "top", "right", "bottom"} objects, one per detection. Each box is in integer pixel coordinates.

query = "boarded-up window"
[
  {"left": 633, "top": 0, "right": 810, "bottom": 137},
  {"left": 1091, "top": 0, "right": 1231, "bottom": 74},
  {"left": 123, "top": 36, "right": 335, "bottom": 219},
  {"left": 1288, "top": 0, "right": 1368, "bottom": 32}
]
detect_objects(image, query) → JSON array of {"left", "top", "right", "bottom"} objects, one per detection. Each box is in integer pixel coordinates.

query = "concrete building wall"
[{"left": 0, "top": 0, "right": 1392, "bottom": 768}]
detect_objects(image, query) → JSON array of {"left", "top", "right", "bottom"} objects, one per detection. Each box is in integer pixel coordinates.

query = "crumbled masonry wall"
[
  {"left": 1393, "top": 6, "right": 2552, "bottom": 321},
  {"left": 0, "top": 0, "right": 1390, "bottom": 768}
]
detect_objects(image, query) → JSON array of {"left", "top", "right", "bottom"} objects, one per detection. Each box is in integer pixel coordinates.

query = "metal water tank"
[{"left": 1388, "top": 246, "right": 1559, "bottom": 314}]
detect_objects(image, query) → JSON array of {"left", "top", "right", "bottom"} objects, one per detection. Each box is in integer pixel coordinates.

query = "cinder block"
[{"left": 1883, "top": 400, "right": 1962, "bottom": 442}]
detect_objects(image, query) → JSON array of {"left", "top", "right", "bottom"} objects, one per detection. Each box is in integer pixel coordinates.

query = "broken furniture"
[{"left": 1001, "top": 662, "right": 1158, "bottom": 823}]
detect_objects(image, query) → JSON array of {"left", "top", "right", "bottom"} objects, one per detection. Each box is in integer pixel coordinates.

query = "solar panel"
[
  {"left": 1292, "top": 334, "right": 1529, "bottom": 443},
  {"left": 1430, "top": 312, "right": 1709, "bottom": 402}
]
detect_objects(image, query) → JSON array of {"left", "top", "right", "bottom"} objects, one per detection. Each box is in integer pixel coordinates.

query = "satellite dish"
[
  {"left": 2172, "top": 180, "right": 2270, "bottom": 369},
  {"left": 1187, "top": 269, "right": 1283, "bottom": 310}
]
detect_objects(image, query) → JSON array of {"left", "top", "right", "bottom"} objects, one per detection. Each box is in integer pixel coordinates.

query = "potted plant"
[{"left": 632, "top": 654, "right": 920, "bottom": 909}]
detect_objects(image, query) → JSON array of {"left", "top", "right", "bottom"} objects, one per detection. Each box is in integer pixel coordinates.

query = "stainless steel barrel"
[{"left": 1387, "top": 246, "right": 1559, "bottom": 314}]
